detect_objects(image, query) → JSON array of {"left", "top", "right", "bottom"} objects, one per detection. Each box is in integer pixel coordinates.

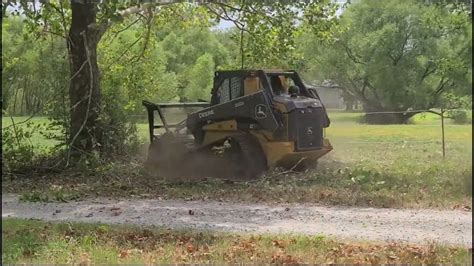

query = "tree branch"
[
  {"left": 205, "top": 4, "right": 248, "bottom": 32},
  {"left": 420, "top": 63, "right": 437, "bottom": 82},
  {"left": 97, "top": 1, "right": 174, "bottom": 39},
  {"left": 366, "top": 80, "right": 382, "bottom": 103},
  {"left": 138, "top": 6, "right": 153, "bottom": 60},
  {"left": 104, "top": 17, "right": 142, "bottom": 45},
  {"left": 434, "top": 77, "right": 450, "bottom": 95},
  {"left": 389, "top": 28, "right": 410, "bottom": 66},
  {"left": 41, "top": 29, "right": 66, "bottom": 39},
  {"left": 103, "top": 36, "right": 143, "bottom": 72},
  {"left": 341, "top": 42, "right": 365, "bottom": 65},
  {"left": 346, "top": 75, "right": 368, "bottom": 103}
]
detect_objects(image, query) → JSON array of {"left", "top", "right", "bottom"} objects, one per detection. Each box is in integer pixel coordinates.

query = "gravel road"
[{"left": 2, "top": 193, "right": 471, "bottom": 247}]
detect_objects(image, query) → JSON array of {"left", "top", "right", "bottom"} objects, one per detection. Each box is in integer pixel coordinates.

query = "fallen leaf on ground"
[
  {"left": 187, "top": 244, "right": 196, "bottom": 253},
  {"left": 119, "top": 250, "right": 129, "bottom": 259}
]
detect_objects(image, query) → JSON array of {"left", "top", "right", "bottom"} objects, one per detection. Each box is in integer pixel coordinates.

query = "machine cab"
[
  {"left": 211, "top": 69, "right": 325, "bottom": 105},
  {"left": 208, "top": 70, "right": 330, "bottom": 151}
]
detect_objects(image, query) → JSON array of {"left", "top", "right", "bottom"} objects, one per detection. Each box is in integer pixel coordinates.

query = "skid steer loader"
[{"left": 143, "top": 69, "right": 332, "bottom": 179}]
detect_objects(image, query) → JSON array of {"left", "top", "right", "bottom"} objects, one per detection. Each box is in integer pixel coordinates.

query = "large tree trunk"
[
  {"left": 344, "top": 99, "right": 354, "bottom": 112},
  {"left": 68, "top": 2, "right": 102, "bottom": 155},
  {"left": 341, "top": 91, "right": 355, "bottom": 112}
]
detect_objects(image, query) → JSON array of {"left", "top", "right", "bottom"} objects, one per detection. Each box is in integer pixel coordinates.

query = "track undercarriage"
[{"left": 144, "top": 132, "right": 265, "bottom": 180}]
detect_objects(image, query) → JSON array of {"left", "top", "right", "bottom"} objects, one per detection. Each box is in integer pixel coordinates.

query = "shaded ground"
[
  {"left": 3, "top": 154, "right": 471, "bottom": 210},
  {"left": 3, "top": 193, "right": 471, "bottom": 247}
]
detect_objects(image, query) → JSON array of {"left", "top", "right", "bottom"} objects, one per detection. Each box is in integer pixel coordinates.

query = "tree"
[
  {"left": 99, "top": 24, "right": 180, "bottom": 112},
  {"left": 2, "top": 17, "right": 35, "bottom": 115},
  {"left": 2, "top": 16, "right": 69, "bottom": 117},
  {"left": 300, "top": 0, "right": 472, "bottom": 123},
  {"left": 184, "top": 53, "right": 215, "bottom": 101},
  {"left": 3, "top": 0, "right": 337, "bottom": 161},
  {"left": 157, "top": 25, "right": 230, "bottom": 99},
  {"left": 215, "top": 1, "right": 339, "bottom": 69}
]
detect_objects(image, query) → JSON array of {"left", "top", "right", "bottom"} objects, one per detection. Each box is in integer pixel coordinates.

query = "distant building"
[
  {"left": 306, "top": 81, "right": 362, "bottom": 110},
  {"left": 309, "top": 85, "right": 345, "bottom": 109}
]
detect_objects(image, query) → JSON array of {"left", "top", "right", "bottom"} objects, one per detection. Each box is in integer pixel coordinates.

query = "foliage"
[
  {"left": 19, "top": 187, "right": 81, "bottom": 203},
  {"left": 300, "top": 0, "right": 472, "bottom": 123},
  {"left": 207, "top": 0, "right": 340, "bottom": 68},
  {"left": 2, "top": 122, "right": 36, "bottom": 172},
  {"left": 446, "top": 110, "right": 470, "bottom": 124},
  {"left": 2, "top": 16, "right": 72, "bottom": 154},
  {"left": 1, "top": 7, "right": 226, "bottom": 159},
  {"left": 97, "top": 20, "right": 175, "bottom": 154},
  {"left": 1, "top": 119, "right": 49, "bottom": 173},
  {"left": 183, "top": 53, "right": 215, "bottom": 101},
  {"left": 157, "top": 25, "right": 230, "bottom": 99},
  {"left": 2, "top": 17, "right": 69, "bottom": 117},
  {"left": 99, "top": 23, "right": 180, "bottom": 111},
  {"left": 2, "top": 0, "right": 343, "bottom": 160}
]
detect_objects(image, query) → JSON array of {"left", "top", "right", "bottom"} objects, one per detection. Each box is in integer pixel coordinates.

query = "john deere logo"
[{"left": 255, "top": 104, "right": 267, "bottom": 119}]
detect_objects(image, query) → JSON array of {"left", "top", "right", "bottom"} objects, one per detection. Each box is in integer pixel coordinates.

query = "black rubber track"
[
  {"left": 231, "top": 134, "right": 268, "bottom": 179},
  {"left": 145, "top": 133, "right": 268, "bottom": 180}
]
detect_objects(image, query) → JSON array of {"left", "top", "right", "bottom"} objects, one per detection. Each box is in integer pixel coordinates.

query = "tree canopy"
[
  {"left": 299, "top": 0, "right": 472, "bottom": 123},
  {"left": 2, "top": 0, "right": 339, "bottom": 161}
]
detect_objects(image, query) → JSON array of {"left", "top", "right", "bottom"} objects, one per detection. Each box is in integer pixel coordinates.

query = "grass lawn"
[
  {"left": 2, "top": 111, "right": 472, "bottom": 209},
  {"left": 2, "top": 218, "right": 471, "bottom": 264},
  {"left": 3, "top": 111, "right": 471, "bottom": 146}
]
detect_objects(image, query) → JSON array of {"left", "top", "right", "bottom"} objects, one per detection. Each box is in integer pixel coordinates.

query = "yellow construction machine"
[{"left": 143, "top": 69, "right": 332, "bottom": 179}]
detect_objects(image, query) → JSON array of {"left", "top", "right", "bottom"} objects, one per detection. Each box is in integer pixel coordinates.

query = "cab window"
[
  {"left": 215, "top": 77, "right": 243, "bottom": 104},
  {"left": 230, "top": 77, "right": 242, "bottom": 99}
]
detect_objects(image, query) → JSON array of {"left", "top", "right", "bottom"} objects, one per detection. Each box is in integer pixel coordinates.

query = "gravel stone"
[{"left": 2, "top": 193, "right": 471, "bottom": 247}]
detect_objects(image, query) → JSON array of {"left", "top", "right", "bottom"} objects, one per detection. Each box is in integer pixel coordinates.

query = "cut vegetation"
[{"left": 3, "top": 112, "right": 472, "bottom": 209}]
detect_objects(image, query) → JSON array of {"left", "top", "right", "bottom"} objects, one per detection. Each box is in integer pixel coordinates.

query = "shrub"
[
  {"left": 2, "top": 121, "right": 42, "bottom": 172},
  {"left": 447, "top": 110, "right": 470, "bottom": 124}
]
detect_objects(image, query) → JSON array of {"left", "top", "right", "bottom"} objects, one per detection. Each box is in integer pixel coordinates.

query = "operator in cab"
[{"left": 270, "top": 75, "right": 300, "bottom": 97}]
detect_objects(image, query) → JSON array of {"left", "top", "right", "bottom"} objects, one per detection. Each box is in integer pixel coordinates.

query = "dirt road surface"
[{"left": 2, "top": 194, "right": 471, "bottom": 247}]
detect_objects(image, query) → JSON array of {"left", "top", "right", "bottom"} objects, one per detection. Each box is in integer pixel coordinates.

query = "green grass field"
[
  {"left": 3, "top": 111, "right": 472, "bottom": 145},
  {"left": 2, "top": 111, "right": 472, "bottom": 208},
  {"left": 2, "top": 219, "right": 471, "bottom": 264}
]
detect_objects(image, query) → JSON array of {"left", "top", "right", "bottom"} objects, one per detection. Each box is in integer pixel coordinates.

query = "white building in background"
[
  {"left": 306, "top": 80, "right": 362, "bottom": 110},
  {"left": 313, "top": 86, "right": 345, "bottom": 109}
]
